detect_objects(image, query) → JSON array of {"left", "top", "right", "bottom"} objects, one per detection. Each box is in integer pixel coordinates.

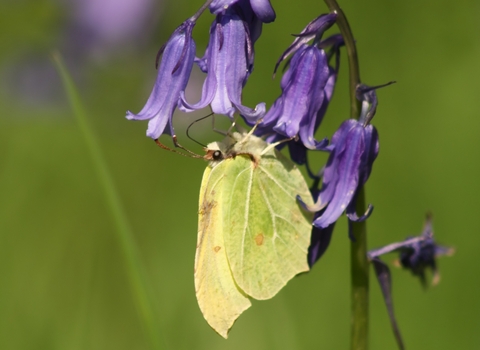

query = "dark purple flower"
[
  {"left": 210, "top": 0, "right": 276, "bottom": 23},
  {"left": 299, "top": 81, "right": 388, "bottom": 228},
  {"left": 301, "top": 119, "right": 378, "bottom": 229},
  {"left": 260, "top": 45, "right": 330, "bottom": 149},
  {"left": 126, "top": 21, "right": 196, "bottom": 139},
  {"left": 254, "top": 14, "right": 340, "bottom": 163},
  {"left": 308, "top": 223, "right": 335, "bottom": 268},
  {"left": 284, "top": 35, "right": 342, "bottom": 166},
  {"left": 180, "top": 7, "right": 265, "bottom": 123}
]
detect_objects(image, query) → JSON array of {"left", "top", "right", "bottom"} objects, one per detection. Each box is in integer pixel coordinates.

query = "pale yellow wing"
[
  {"left": 195, "top": 164, "right": 251, "bottom": 338},
  {"left": 222, "top": 151, "right": 314, "bottom": 300}
]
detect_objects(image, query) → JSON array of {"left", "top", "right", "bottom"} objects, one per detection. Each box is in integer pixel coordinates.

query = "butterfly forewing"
[{"left": 223, "top": 149, "right": 314, "bottom": 300}]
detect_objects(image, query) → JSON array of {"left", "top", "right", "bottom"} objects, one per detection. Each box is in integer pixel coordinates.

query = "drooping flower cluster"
[
  {"left": 127, "top": 2, "right": 453, "bottom": 346},
  {"left": 126, "top": 0, "right": 384, "bottom": 262},
  {"left": 127, "top": 0, "right": 275, "bottom": 139}
]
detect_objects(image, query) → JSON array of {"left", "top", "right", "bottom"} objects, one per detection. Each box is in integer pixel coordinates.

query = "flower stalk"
[{"left": 323, "top": 1, "right": 369, "bottom": 349}]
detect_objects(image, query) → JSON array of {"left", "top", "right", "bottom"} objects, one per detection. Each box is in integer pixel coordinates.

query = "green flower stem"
[
  {"left": 323, "top": 0, "right": 361, "bottom": 118},
  {"left": 53, "top": 53, "right": 164, "bottom": 350},
  {"left": 349, "top": 188, "right": 369, "bottom": 350},
  {"left": 323, "top": 1, "right": 369, "bottom": 349}
]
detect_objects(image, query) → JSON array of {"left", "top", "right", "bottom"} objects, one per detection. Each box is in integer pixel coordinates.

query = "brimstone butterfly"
[{"left": 195, "top": 129, "right": 314, "bottom": 338}]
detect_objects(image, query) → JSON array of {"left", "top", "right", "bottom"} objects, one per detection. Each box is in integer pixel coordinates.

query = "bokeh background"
[{"left": 1, "top": 0, "right": 479, "bottom": 349}]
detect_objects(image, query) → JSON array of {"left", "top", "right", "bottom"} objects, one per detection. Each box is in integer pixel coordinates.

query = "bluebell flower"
[
  {"left": 210, "top": 0, "right": 276, "bottom": 23},
  {"left": 301, "top": 118, "right": 378, "bottom": 229},
  {"left": 298, "top": 81, "right": 383, "bottom": 229},
  {"left": 254, "top": 14, "right": 341, "bottom": 164},
  {"left": 284, "top": 36, "right": 342, "bottom": 166},
  {"left": 180, "top": 6, "right": 265, "bottom": 124},
  {"left": 126, "top": 21, "right": 196, "bottom": 139},
  {"left": 260, "top": 44, "right": 330, "bottom": 148}
]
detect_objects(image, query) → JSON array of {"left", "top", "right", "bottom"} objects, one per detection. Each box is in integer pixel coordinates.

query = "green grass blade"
[{"left": 52, "top": 52, "right": 165, "bottom": 350}]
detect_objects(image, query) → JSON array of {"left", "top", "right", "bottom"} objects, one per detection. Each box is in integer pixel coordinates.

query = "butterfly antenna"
[
  {"left": 172, "top": 135, "right": 204, "bottom": 158},
  {"left": 186, "top": 113, "right": 214, "bottom": 148},
  {"left": 154, "top": 137, "right": 203, "bottom": 159}
]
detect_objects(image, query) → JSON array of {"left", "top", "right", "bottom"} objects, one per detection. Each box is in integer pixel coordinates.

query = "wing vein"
[
  {"left": 257, "top": 174, "right": 278, "bottom": 238},
  {"left": 258, "top": 164, "right": 297, "bottom": 199},
  {"left": 239, "top": 165, "right": 254, "bottom": 274}
]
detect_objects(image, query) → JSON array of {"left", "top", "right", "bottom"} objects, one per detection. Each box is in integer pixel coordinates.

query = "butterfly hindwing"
[{"left": 195, "top": 165, "right": 251, "bottom": 339}]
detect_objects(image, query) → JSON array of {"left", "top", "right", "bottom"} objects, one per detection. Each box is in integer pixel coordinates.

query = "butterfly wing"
[
  {"left": 195, "top": 164, "right": 251, "bottom": 339},
  {"left": 222, "top": 151, "right": 314, "bottom": 300}
]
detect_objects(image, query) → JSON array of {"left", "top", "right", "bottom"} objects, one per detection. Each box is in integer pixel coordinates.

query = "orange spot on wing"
[{"left": 255, "top": 233, "right": 264, "bottom": 246}]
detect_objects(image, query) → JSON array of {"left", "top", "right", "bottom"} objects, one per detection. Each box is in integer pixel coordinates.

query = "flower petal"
[
  {"left": 308, "top": 223, "right": 335, "bottom": 267},
  {"left": 317, "top": 120, "right": 356, "bottom": 205},
  {"left": 313, "top": 122, "right": 364, "bottom": 228},
  {"left": 273, "top": 13, "right": 337, "bottom": 74},
  {"left": 126, "top": 22, "right": 196, "bottom": 139},
  {"left": 249, "top": 0, "right": 275, "bottom": 23},
  {"left": 180, "top": 10, "right": 265, "bottom": 122},
  {"left": 371, "top": 258, "right": 405, "bottom": 350}
]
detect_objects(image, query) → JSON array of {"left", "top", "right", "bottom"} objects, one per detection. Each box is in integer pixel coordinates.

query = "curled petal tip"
[
  {"left": 347, "top": 203, "right": 374, "bottom": 222},
  {"left": 297, "top": 194, "right": 327, "bottom": 213},
  {"left": 125, "top": 111, "right": 134, "bottom": 120}
]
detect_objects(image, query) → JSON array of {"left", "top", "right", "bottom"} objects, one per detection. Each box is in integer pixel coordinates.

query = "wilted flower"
[
  {"left": 368, "top": 213, "right": 454, "bottom": 350},
  {"left": 180, "top": 5, "right": 265, "bottom": 123},
  {"left": 369, "top": 213, "right": 454, "bottom": 286},
  {"left": 126, "top": 21, "right": 196, "bottom": 139}
]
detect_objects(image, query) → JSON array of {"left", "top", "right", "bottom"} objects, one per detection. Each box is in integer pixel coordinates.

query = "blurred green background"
[{"left": 1, "top": 0, "right": 479, "bottom": 349}]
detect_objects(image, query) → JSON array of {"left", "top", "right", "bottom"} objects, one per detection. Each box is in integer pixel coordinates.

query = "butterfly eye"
[{"left": 212, "top": 150, "right": 223, "bottom": 161}]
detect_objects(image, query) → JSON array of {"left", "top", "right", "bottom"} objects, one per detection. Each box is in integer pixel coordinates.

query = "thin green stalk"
[
  {"left": 323, "top": 0, "right": 361, "bottom": 118},
  {"left": 53, "top": 52, "right": 164, "bottom": 350},
  {"left": 322, "top": 1, "right": 369, "bottom": 349},
  {"left": 349, "top": 188, "right": 369, "bottom": 350}
]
